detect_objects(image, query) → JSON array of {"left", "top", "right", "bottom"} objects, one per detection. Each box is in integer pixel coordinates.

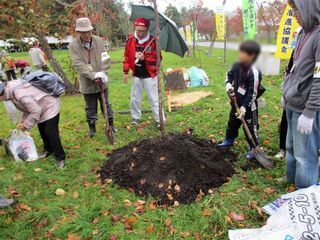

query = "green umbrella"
[{"left": 130, "top": 4, "right": 188, "bottom": 58}]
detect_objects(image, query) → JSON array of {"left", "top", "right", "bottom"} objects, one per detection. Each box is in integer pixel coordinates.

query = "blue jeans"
[{"left": 286, "top": 108, "right": 320, "bottom": 189}]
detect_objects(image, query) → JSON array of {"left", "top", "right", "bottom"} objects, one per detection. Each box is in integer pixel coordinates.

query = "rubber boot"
[
  {"left": 108, "top": 118, "right": 117, "bottom": 133},
  {"left": 218, "top": 138, "right": 235, "bottom": 149},
  {"left": 88, "top": 121, "right": 96, "bottom": 138}
]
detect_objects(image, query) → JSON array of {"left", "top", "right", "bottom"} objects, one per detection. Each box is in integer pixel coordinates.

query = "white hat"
[{"left": 75, "top": 18, "right": 94, "bottom": 32}]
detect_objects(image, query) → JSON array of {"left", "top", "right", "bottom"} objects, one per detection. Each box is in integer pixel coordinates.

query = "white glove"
[
  {"left": 94, "top": 72, "right": 108, "bottom": 84},
  {"left": 281, "top": 97, "right": 286, "bottom": 108},
  {"left": 237, "top": 106, "right": 246, "bottom": 119},
  {"left": 297, "top": 114, "right": 314, "bottom": 135},
  {"left": 226, "top": 83, "right": 234, "bottom": 92}
]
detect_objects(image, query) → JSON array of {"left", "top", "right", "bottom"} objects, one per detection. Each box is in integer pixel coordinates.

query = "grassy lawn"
[{"left": 0, "top": 48, "right": 286, "bottom": 239}]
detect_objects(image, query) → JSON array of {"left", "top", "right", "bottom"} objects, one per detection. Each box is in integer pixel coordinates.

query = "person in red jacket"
[{"left": 123, "top": 18, "right": 165, "bottom": 127}]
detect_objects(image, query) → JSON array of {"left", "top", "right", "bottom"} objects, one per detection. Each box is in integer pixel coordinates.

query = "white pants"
[{"left": 130, "top": 76, "right": 165, "bottom": 122}]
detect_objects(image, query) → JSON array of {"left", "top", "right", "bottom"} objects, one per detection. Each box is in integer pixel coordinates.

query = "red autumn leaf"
[
  {"left": 124, "top": 221, "right": 133, "bottom": 231},
  {"left": 110, "top": 215, "right": 122, "bottom": 223},
  {"left": 109, "top": 235, "right": 118, "bottom": 240}
]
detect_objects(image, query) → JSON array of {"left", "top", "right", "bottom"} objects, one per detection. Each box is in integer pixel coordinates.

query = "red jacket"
[{"left": 123, "top": 35, "right": 160, "bottom": 78}]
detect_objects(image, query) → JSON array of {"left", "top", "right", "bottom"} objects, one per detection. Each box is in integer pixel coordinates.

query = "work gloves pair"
[{"left": 226, "top": 83, "right": 246, "bottom": 120}]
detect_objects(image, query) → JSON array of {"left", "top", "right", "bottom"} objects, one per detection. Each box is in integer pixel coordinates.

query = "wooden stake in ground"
[{"left": 150, "top": 0, "right": 166, "bottom": 137}]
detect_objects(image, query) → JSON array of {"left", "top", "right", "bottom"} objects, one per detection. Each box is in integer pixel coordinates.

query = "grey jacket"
[
  {"left": 283, "top": 0, "right": 320, "bottom": 118},
  {"left": 69, "top": 35, "right": 110, "bottom": 94}
]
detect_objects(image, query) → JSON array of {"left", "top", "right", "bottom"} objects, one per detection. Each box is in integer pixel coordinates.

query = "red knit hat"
[{"left": 134, "top": 18, "right": 150, "bottom": 29}]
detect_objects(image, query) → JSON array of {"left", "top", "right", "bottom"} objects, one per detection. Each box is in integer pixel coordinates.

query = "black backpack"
[{"left": 23, "top": 70, "right": 65, "bottom": 97}]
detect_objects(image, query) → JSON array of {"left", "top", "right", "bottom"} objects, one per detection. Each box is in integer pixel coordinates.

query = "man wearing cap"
[
  {"left": 124, "top": 18, "right": 165, "bottom": 127},
  {"left": 69, "top": 17, "right": 116, "bottom": 138}
]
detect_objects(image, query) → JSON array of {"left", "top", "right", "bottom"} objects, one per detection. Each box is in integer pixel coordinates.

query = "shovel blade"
[
  {"left": 105, "top": 127, "right": 115, "bottom": 145},
  {"left": 251, "top": 147, "right": 274, "bottom": 169}
]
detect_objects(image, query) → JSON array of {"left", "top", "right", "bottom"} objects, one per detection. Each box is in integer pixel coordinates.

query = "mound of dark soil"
[{"left": 99, "top": 134, "right": 236, "bottom": 205}]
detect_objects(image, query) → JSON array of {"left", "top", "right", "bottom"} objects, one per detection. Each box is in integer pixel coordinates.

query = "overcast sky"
[{"left": 125, "top": 0, "right": 246, "bottom": 12}]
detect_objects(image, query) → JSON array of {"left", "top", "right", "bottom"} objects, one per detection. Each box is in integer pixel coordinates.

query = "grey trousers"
[
  {"left": 83, "top": 88, "right": 113, "bottom": 123},
  {"left": 130, "top": 76, "right": 165, "bottom": 122}
]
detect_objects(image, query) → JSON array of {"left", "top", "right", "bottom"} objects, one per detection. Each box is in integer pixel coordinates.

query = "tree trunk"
[
  {"left": 152, "top": 0, "right": 166, "bottom": 137},
  {"left": 192, "top": 20, "right": 196, "bottom": 57},
  {"left": 36, "top": 32, "right": 77, "bottom": 95}
]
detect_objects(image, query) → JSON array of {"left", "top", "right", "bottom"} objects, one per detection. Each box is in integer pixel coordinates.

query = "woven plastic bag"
[{"left": 8, "top": 130, "right": 38, "bottom": 162}]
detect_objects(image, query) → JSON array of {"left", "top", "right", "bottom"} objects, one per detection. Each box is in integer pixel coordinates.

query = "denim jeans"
[{"left": 286, "top": 108, "right": 320, "bottom": 189}]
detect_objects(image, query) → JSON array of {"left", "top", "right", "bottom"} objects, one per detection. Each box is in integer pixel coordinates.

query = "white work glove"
[
  {"left": 297, "top": 114, "right": 314, "bottom": 135},
  {"left": 94, "top": 72, "right": 108, "bottom": 84},
  {"left": 237, "top": 106, "right": 246, "bottom": 119},
  {"left": 281, "top": 97, "right": 286, "bottom": 109},
  {"left": 226, "top": 83, "right": 234, "bottom": 92}
]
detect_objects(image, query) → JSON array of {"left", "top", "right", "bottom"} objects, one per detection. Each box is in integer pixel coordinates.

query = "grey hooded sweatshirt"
[{"left": 283, "top": 0, "right": 320, "bottom": 119}]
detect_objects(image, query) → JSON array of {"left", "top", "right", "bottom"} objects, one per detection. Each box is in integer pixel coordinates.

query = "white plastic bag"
[
  {"left": 3, "top": 101, "right": 21, "bottom": 124},
  {"left": 8, "top": 130, "right": 38, "bottom": 162}
]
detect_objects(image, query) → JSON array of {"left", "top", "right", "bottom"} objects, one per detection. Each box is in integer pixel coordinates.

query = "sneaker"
[
  {"left": 56, "top": 160, "right": 65, "bottom": 169},
  {"left": 38, "top": 151, "right": 52, "bottom": 159},
  {"left": 217, "top": 138, "right": 235, "bottom": 149},
  {"left": 275, "top": 150, "right": 286, "bottom": 159},
  {"left": 131, "top": 119, "right": 140, "bottom": 125}
]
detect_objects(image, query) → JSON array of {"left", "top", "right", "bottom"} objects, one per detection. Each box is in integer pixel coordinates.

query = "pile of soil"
[{"left": 99, "top": 134, "right": 236, "bottom": 205}]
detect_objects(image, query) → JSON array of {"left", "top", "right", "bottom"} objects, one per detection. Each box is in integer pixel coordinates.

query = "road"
[{"left": 188, "top": 41, "right": 277, "bottom": 53}]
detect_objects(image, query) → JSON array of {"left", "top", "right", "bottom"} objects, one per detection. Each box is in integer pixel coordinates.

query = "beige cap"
[{"left": 75, "top": 17, "right": 94, "bottom": 32}]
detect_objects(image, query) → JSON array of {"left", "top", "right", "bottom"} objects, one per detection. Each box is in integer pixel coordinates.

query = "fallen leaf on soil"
[
  {"left": 229, "top": 211, "right": 245, "bottom": 221},
  {"left": 133, "top": 147, "right": 137, "bottom": 152},
  {"left": 111, "top": 215, "right": 122, "bottom": 223},
  {"left": 109, "top": 235, "right": 118, "bottom": 240},
  {"left": 92, "top": 217, "right": 99, "bottom": 224},
  {"left": 160, "top": 156, "right": 166, "bottom": 161},
  {"left": 180, "top": 231, "right": 191, "bottom": 238},
  {"left": 158, "top": 183, "right": 164, "bottom": 188},
  {"left": 73, "top": 191, "right": 79, "bottom": 199},
  {"left": 263, "top": 187, "right": 276, "bottom": 194},
  {"left": 67, "top": 234, "right": 81, "bottom": 240},
  {"left": 149, "top": 201, "right": 157, "bottom": 210},
  {"left": 202, "top": 208, "right": 212, "bottom": 216},
  {"left": 140, "top": 178, "right": 146, "bottom": 185},
  {"left": 146, "top": 224, "right": 154, "bottom": 233},
  {"left": 55, "top": 188, "right": 65, "bottom": 196},
  {"left": 34, "top": 168, "right": 42, "bottom": 172},
  {"left": 174, "top": 201, "right": 180, "bottom": 207},
  {"left": 167, "top": 194, "right": 174, "bottom": 201},
  {"left": 105, "top": 179, "right": 113, "bottom": 184},
  {"left": 37, "top": 217, "right": 49, "bottom": 229},
  {"left": 174, "top": 184, "right": 181, "bottom": 192}
]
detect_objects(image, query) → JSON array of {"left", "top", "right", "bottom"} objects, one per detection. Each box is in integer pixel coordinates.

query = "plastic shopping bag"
[
  {"left": 8, "top": 130, "right": 38, "bottom": 162},
  {"left": 3, "top": 101, "right": 21, "bottom": 124}
]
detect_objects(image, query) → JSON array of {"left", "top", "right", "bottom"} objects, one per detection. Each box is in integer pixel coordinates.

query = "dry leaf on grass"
[
  {"left": 34, "top": 168, "right": 42, "bottom": 172},
  {"left": 164, "top": 218, "right": 172, "bottom": 227},
  {"left": 73, "top": 192, "right": 79, "bottom": 199},
  {"left": 263, "top": 187, "right": 276, "bottom": 194},
  {"left": 146, "top": 224, "right": 154, "bottom": 233},
  {"left": 149, "top": 201, "right": 157, "bottom": 210},
  {"left": 109, "top": 235, "right": 118, "bottom": 240},
  {"left": 123, "top": 199, "right": 132, "bottom": 207},
  {"left": 180, "top": 231, "right": 191, "bottom": 238},
  {"left": 55, "top": 188, "right": 65, "bottom": 196},
  {"left": 92, "top": 217, "right": 99, "bottom": 224},
  {"left": 0, "top": 167, "right": 5, "bottom": 171},
  {"left": 37, "top": 217, "right": 49, "bottom": 229},
  {"left": 229, "top": 211, "right": 245, "bottom": 221},
  {"left": 126, "top": 217, "right": 137, "bottom": 223},
  {"left": 202, "top": 208, "right": 212, "bottom": 216},
  {"left": 110, "top": 215, "right": 122, "bottom": 223},
  {"left": 67, "top": 234, "right": 81, "bottom": 240},
  {"left": 124, "top": 221, "right": 133, "bottom": 231}
]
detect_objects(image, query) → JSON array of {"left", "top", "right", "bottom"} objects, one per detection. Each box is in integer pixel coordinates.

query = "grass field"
[{"left": 0, "top": 48, "right": 286, "bottom": 239}]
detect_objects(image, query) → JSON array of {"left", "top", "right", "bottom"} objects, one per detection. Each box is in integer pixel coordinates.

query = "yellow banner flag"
[
  {"left": 275, "top": 4, "right": 300, "bottom": 59},
  {"left": 215, "top": 13, "right": 226, "bottom": 41}
]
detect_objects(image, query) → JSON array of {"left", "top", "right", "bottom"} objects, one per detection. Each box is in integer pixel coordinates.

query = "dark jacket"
[
  {"left": 226, "top": 63, "right": 262, "bottom": 108},
  {"left": 283, "top": 0, "right": 320, "bottom": 118}
]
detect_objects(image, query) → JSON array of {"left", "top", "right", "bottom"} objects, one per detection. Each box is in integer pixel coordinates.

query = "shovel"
[
  {"left": 228, "top": 90, "right": 274, "bottom": 169},
  {"left": 98, "top": 83, "right": 115, "bottom": 145}
]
